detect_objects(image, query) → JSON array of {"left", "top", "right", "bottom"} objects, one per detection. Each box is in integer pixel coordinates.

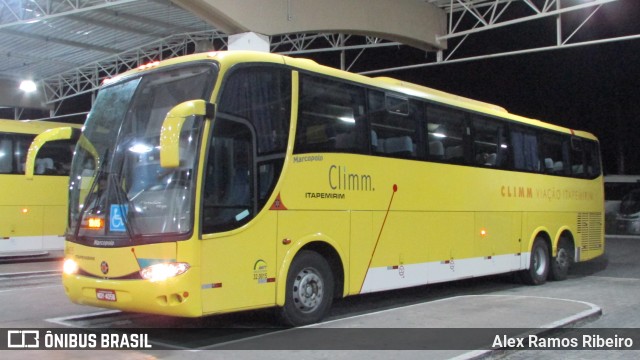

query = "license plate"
[{"left": 96, "top": 289, "right": 117, "bottom": 302}]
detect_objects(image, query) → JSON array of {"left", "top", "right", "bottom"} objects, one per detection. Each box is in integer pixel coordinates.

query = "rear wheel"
[
  {"left": 549, "top": 238, "right": 573, "bottom": 281},
  {"left": 520, "top": 237, "right": 550, "bottom": 285},
  {"left": 278, "top": 250, "right": 334, "bottom": 326}
]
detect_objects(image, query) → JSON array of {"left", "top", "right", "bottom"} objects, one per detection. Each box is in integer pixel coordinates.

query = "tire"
[
  {"left": 278, "top": 250, "right": 334, "bottom": 327},
  {"left": 549, "top": 238, "right": 573, "bottom": 281},
  {"left": 520, "top": 237, "right": 550, "bottom": 285}
]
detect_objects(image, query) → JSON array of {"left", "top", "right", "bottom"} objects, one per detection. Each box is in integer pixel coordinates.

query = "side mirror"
[
  {"left": 160, "top": 100, "right": 215, "bottom": 168},
  {"left": 25, "top": 127, "right": 81, "bottom": 180}
]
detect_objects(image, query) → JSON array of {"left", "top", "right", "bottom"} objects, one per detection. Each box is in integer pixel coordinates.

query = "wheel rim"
[
  {"left": 533, "top": 245, "right": 548, "bottom": 276},
  {"left": 292, "top": 267, "right": 324, "bottom": 314}
]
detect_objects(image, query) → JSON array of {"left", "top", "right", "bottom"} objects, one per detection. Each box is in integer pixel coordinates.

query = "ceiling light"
[{"left": 19, "top": 80, "right": 37, "bottom": 93}]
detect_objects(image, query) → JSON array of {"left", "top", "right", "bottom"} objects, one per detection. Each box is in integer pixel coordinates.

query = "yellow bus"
[
  {"left": 1, "top": 119, "right": 80, "bottom": 259},
  {"left": 29, "top": 51, "right": 603, "bottom": 326}
]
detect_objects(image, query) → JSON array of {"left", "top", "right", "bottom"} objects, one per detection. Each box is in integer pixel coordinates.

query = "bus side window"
[
  {"left": 584, "top": 140, "right": 602, "bottom": 178},
  {"left": 425, "top": 104, "right": 467, "bottom": 164},
  {"left": 471, "top": 115, "right": 508, "bottom": 168},
  {"left": 218, "top": 66, "right": 291, "bottom": 155},
  {"left": 295, "top": 74, "right": 367, "bottom": 155},
  {"left": 0, "top": 137, "right": 13, "bottom": 173},
  {"left": 569, "top": 137, "right": 585, "bottom": 177},
  {"left": 368, "top": 91, "right": 418, "bottom": 159},
  {"left": 36, "top": 139, "right": 76, "bottom": 176},
  {"left": 0, "top": 133, "right": 35, "bottom": 174},
  {"left": 540, "top": 132, "right": 569, "bottom": 175},
  {"left": 511, "top": 127, "right": 540, "bottom": 172}
]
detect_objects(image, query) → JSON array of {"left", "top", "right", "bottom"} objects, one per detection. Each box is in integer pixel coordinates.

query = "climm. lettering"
[
  {"left": 329, "top": 165, "right": 374, "bottom": 191},
  {"left": 501, "top": 185, "right": 533, "bottom": 198}
]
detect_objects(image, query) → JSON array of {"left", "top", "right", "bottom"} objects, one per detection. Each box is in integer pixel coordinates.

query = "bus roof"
[
  {"left": 0, "top": 119, "right": 81, "bottom": 135},
  {"left": 108, "top": 50, "right": 599, "bottom": 142}
]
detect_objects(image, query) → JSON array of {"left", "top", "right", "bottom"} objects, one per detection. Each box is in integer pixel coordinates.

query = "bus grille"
[{"left": 577, "top": 212, "right": 603, "bottom": 251}]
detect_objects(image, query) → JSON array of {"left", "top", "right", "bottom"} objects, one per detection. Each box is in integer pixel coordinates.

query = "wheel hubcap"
[
  {"left": 292, "top": 268, "right": 324, "bottom": 313},
  {"left": 533, "top": 246, "right": 547, "bottom": 276}
]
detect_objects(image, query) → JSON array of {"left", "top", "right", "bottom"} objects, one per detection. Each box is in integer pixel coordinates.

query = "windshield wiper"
[
  {"left": 74, "top": 149, "right": 109, "bottom": 240},
  {"left": 73, "top": 149, "right": 137, "bottom": 242}
]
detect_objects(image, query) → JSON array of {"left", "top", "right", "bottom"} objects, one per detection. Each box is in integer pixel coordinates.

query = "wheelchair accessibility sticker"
[{"left": 110, "top": 204, "right": 128, "bottom": 232}]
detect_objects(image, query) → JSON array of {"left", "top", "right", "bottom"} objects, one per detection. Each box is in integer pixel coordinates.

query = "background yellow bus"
[
  {"left": 42, "top": 51, "right": 603, "bottom": 326},
  {"left": 1, "top": 119, "right": 79, "bottom": 259}
]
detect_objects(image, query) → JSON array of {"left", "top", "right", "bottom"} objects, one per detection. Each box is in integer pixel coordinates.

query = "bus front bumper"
[{"left": 62, "top": 267, "right": 203, "bottom": 317}]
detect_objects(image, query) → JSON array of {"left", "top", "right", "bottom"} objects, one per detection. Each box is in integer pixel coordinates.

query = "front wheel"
[
  {"left": 520, "top": 237, "right": 550, "bottom": 285},
  {"left": 278, "top": 250, "right": 334, "bottom": 327}
]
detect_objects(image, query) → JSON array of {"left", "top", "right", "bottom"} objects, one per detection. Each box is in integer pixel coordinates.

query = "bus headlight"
[
  {"left": 63, "top": 259, "right": 79, "bottom": 275},
  {"left": 140, "top": 262, "right": 190, "bottom": 282}
]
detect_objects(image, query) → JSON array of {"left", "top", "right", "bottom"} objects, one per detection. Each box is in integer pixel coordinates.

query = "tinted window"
[
  {"left": 583, "top": 140, "right": 602, "bottom": 178},
  {"left": 0, "top": 133, "right": 32, "bottom": 174},
  {"left": 295, "top": 74, "right": 367, "bottom": 154},
  {"left": 540, "top": 132, "right": 570, "bottom": 175},
  {"left": 218, "top": 66, "right": 291, "bottom": 155},
  {"left": 511, "top": 126, "right": 540, "bottom": 172},
  {"left": 202, "top": 119, "right": 253, "bottom": 233},
  {"left": 425, "top": 104, "right": 468, "bottom": 164},
  {"left": 0, "top": 133, "right": 74, "bottom": 175},
  {"left": 369, "top": 91, "right": 418, "bottom": 159},
  {"left": 471, "top": 115, "right": 509, "bottom": 168},
  {"left": 37, "top": 139, "right": 75, "bottom": 175}
]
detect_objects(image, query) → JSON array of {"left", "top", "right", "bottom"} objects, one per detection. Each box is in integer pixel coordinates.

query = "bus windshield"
[{"left": 68, "top": 63, "right": 217, "bottom": 245}]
